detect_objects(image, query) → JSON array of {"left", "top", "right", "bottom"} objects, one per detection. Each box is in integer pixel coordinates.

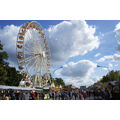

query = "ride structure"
[{"left": 16, "top": 21, "right": 51, "bottom": 88}]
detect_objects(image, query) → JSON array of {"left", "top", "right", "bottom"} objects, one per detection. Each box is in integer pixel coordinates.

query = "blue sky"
[
  {"left": 0, "top": 20, "right": 120, "bottom": 87},
  {"left": 0, "top": 20, "right": 63, "bottom": 29}
]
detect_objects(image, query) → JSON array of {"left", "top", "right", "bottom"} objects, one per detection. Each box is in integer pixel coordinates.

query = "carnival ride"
[{"left": 16, "top": 21, "right": 51, "bottom": 88}]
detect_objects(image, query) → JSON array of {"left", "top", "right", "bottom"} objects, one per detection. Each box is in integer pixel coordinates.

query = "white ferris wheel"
[{"left": 16, "top": 21, "right": 51, "bottom": 87}]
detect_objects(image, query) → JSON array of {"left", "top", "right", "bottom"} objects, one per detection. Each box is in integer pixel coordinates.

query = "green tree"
[
  {"left": 54, "top": 78, "right": 65, "bottom": 86},
  {"left": 0, "top": 40, "right": 22, "bottom": 86},
  {"left": 0, "top": 40, "right": 9, "bottom": 85},
  {"left": 0, "top": 41, "right": 8, "bottom": 65},
  {"left": 100, "top": 70, "right": 120, "bottom": 83},
  {"left": 5, "top": 66, "right": 22, "bottom": 86}
]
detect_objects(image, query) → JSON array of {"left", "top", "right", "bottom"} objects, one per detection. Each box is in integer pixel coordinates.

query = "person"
[
  {"left": 19, "top": 91, "right": 23, "bottom": 100},
  {"left": 39, "top": 92, "right": 44, "bottom": 100},
  {"left": 104, "top": 89, "right": 110, "bottom": 100},
  {"left": 79, "top": 92, "right": 82, "bottom": 100},
  {"left": 83, "top": 91, "right": 87, "bottom": 100},
  {"left": 15, "top": 91, "right": 20, "bottom": 100},
  {"left": 69, "top": 91, "right": 72, "bottom": 100},
  {"left": 61, "top": 92, "right": 65, "bottom": 100},
  {"left": 32, "top": 91, "right": 36, "bottom": 100},
  {"left": 55, "top": 92, "right": 57, "bottom": 100},
  {"left": 52, "top": 92, "right": 55, "bottom": 100},
  {"left": 24, "top": 91, "right": 30, "bottom": 100},
  {"left": 111, "top": 86, "right": 119, "bottom": 100},
  {"left": 44, "top": 92, "right": 50, "bottom": 100},
  {"left": 29, "top": 91, "right": 33, "bottom": 100},
  {"left": 64, "top": 92, "right": 68, "bottom": 100},
  {"left": 49, "top": 92, "right": 52, "bottom": 99},
  {"left": 37, "top": 92, "right": 40, "bottom": 100},
  {"left": 59, "top": 92, "right": 61, "bottom": 100},
  {"left": 0, "top": 91, "right": 3, "bottom": 100}
]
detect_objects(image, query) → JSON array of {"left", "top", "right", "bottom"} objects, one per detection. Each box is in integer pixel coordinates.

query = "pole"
[{"left": 97, "top": 64, "right": 111, "bottom": 81}]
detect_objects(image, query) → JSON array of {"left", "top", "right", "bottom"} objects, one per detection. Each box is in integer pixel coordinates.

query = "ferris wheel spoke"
[
  {"left": 24, "top": 43, "right": 34, "bottom": 52},
  {"left": 24, "top": 49, "right": 35, "bottom": 55},
  {"left": 25, "top": 41, "right": 34, "bottom": 51},
  {"left": 26, "top": 34, "right": 40, "bottom": 53},
  {"left": 25, "top": 32, "right": 36, "bottom": 50},
  {"left": 34, "top": 57, "right": 41, "bottom": 75},
  {"left": 31, "top": 29, "right": 44, "bottom": 53},
  {"left": 24, "top": 52, "right": 34, "bottom": 55},
  {"left": 32, "top": 39, "right": 42, "bottom": 54},
  {"left": 24, "top": 56, "right": 35, "bottom": 63},
  {"left": 41, "top": 53, "right": 47, "bottom": 68},
  {"left": 28, "top": 57, "right": 38, "bottom": 72},
  {"left": 34, "top": 57, "right": 39, "bottom": 73},
  {"left": 35, "top": 58, "right": 40, "bottom": 72},
  {"left": 31, "top": 29, "right": 37, "bottom": 39},
  {"left": 24, "top": 48, "right": 34, "bottom": 53},
  {"left": 25, "top": 54, "right": 40, "bottom": 64},
  {"left": 25, "top": 33, "right": 32, "bottom": 42},
  {"left": 27, "top": 29, "right": 32, "bottom": 39},
  {"left": 25, "top": 55, "right": 40, "bottom": 71}
]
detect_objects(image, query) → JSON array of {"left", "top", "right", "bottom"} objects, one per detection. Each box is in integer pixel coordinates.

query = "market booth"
[{"left": 0, "top": 85, "right": 42, "bottom": 92}]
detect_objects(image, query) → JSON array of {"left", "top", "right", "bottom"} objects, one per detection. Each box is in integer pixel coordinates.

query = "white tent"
[{"left": 0, "top": 85, "right": 42, "bottom": 91}]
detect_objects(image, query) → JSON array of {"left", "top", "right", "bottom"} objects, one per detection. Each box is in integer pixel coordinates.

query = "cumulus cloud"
[
  {"left": 0, "top": 21, "right": 100, "bottom": 87},
  {"left": 102, "top": 68, "right": 108, "bottom": 71},
  {"left": 55, "top": 60, "right": 97, "bottom": 87},
  {"left": 115, "top": 64, "right": 118, "bottom": 67},
  {"left": 46, "top": 20, "right": 99, "bottom": 65},
  {"left": 108, "top": 63, "right": 113, "bottom": 69},
  {"left": 94, "top": 53, "right": 101, "bottom": 57},
  {"left": 0, "top": 25, "right": 20, "bottom": 66},
  {"left": 63, "top": 77, "right": 99, "bottom": 88},
  {"left": 0, "top": 20, "right": 100, "bottom": 67},
  {"left": 97, "top": 54, "right": 120, "bottom": 62},
  {"left": 114, "top": 23, "right": 120, "bottom": 31},
  {"left": 114, "top": 22, "right": 120, "bottom": 52}
]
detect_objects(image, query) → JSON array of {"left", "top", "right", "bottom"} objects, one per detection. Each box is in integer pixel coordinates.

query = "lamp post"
[
  {"left": 97, "top": 65, "right": 110, "bottom": 73},
  {"left": 53, "top": 66, "right": 63, "bottom": 74},
  {"left": 97, "top": 64, "right": 111, "bottom": 82},
  {"left": 59, "top": 85, "right": 62, "bottom": 92}
]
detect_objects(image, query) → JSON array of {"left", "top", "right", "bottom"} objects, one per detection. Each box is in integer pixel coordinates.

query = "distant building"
[{"left": 80, "top": 86, "right": 86, "bottom": 89}]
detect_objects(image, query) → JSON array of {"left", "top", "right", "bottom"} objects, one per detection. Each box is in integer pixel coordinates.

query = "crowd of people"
[
  {"left": 0, "top": 89, "right": 87, "bottom": 100},
  {"left": 0, "top": 86, "right": 120, "bottom": 100}
]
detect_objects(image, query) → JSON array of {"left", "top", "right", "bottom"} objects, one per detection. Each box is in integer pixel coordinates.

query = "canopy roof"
[{"left": 0, "top": 85, "right": 42, "bottom": 91}]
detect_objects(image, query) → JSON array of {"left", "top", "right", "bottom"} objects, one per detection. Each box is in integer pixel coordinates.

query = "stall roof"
[{"left": 0, "top": 85, "right": 42, "bottom": 91}]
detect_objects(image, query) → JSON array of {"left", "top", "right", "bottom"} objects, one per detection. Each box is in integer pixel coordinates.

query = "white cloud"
[
  {"left": 114, "top": 22, "right": 120, "bottom": 51},
  {"left": 63, "top": 77, "right": 98, "bottom": 88},
  {"left": 0, "top": 22, "right": 100, "bottom": 87},
  {"left": 0, "top": 20, "right": 100, "bottom": 67},
  {"left": 0, "top": 25, "right": 20, "bottom": 66},
  {"left": 94, "top": 53, "right": 101, "bottom": 57},
  {"left": 115, "top": 64, "right": 118, "bottom": 67},
  {"left": 114, "top": 22, "right": 120, "bottom": 31},
  {"left": 102, "top": 68, "right": 108, "bottom": 71},
  {"left": 46, "top": 20, "right": 99, "bottom": 65},
  {"left": 108, "top": 63, "right": 113, "bottom": 69},
  {"left": 97, "top": 54, "right": 120, "bottom": 62},
  {"left": 55, "top": 60, "right": 97, "bottom": 87}
]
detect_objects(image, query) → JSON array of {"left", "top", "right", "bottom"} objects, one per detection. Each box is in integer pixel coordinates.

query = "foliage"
[
  {"left": 53, "top": 78, "right": 65, "bottom": 86},
  {"left": 100, "top": 70, "right": 120, "bottom": 83},
  {"left": 49, "top": 73, "right": 65, "bottom": 86},
  {"left": 0, "top": 41, "right": 8, "bottom": 65},
  {"left": 0, "top": 40, "right": 22, "bottom": 86}
]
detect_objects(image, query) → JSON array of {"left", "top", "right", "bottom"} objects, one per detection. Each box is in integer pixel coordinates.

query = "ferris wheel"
[{"left": 16, "top": 21, "right": 51, "bottom": 87}]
